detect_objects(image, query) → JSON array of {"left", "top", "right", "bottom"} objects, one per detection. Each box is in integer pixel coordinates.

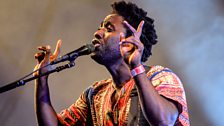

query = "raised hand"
[
  {"left": 33, "top": 40, "right": 62, "bottom": 77},
  {"left": 119, "top": 20, "right": 144, "bottom": 68}
]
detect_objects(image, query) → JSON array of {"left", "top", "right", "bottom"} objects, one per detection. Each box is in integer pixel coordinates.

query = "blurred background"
[{"left": 0, "top": 0, "right": 223, "bottom": 125}]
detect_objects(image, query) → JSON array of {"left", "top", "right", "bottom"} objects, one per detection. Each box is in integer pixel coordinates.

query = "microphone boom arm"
[
  {"left": 0, "top": 43, "right": 95, "bottom": 94},
  {"left": 0, "top": 61, "right": 75, "bottom": 94}
]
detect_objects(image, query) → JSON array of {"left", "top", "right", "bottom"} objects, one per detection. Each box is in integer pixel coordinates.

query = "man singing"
[{"left": 34, "top": 1, "right": 189, "bottom": 125}]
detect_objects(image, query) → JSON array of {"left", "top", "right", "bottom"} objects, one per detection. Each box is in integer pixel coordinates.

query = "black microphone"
[{"left": 50, "top": 43, "right": 95, "bottom": 65}]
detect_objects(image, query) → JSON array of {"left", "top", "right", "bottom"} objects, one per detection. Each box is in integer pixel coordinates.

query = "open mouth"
[{"left": 91, "top": 39, "right": 101, "bottom": 48}]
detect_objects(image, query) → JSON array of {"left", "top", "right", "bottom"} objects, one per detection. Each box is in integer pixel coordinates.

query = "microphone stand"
[{"left": 0, "top": 60, "right": 75, "bottom": 94}]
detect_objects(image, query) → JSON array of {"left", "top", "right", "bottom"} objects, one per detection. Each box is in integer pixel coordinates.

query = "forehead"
[{"left": 103, "top": 14, "right": 124, "bottom": 26}]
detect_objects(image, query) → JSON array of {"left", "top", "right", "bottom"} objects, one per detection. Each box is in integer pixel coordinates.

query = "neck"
[{"left": 105, "top": 61, "right": 132, "bottom": 89}]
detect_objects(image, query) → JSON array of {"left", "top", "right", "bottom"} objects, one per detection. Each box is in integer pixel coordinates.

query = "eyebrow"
[{"left": 101, "top": 21, "right": 115, "bottom": 31}]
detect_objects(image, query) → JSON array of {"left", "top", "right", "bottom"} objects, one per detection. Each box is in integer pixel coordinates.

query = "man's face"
[{"left": 91, "top": 14, "right": 126, "bottom": 66}]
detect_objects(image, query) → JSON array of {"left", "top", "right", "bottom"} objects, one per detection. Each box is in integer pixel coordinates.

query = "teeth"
[{"left": 92, "top": 39, "right": 101, "bottom": 47}]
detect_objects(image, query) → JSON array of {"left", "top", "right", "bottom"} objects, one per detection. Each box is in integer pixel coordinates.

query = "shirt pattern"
[{"left": 57, "top": 65, "right": 190, "bottom": 126}]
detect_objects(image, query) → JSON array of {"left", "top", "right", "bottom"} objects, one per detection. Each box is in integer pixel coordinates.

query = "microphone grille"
[{"left": 86, "top": 43, "right": 95, "bottom": 53}]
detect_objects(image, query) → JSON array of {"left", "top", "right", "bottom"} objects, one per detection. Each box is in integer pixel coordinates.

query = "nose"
[{"left": 94, "top": 28, "right": 105, "bottom": 40}]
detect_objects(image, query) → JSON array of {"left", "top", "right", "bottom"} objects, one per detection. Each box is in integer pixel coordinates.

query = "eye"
[
  {"left": 107, "top": 27, "right": 113, "bottom": 32},
  {"left": 106, "top": 25, "right": 114, "bottom": 32}
]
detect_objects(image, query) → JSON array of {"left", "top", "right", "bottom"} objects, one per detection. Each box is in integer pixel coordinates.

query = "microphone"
[{"left": 50, "top": 43, "right": 95, "bottom": 65}]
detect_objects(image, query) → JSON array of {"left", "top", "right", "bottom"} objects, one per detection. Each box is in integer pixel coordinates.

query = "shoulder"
[
  {"left": 146, "top": 65, "right": 172, "bottom": 80},
  {"left": 91, "top": 78, "right": 112, "bottom": 89},
  {"left": 84, "top": 78, "right": 112, "bottom": 96},
  {"left": 146, "top": 65, "right": 189, "bottom": 125},
  {"left": 146, "top": 65, "right": 182, "bottom": 87}
]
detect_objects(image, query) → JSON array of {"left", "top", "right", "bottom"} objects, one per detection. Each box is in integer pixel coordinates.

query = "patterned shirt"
[{"left": 57, "top": 65, "right": 190, "bottom": 126}]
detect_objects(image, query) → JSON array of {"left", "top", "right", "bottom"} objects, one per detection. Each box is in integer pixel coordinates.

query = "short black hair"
[{"left": 111, "top": 1, "right": 158, "bottom": 62}]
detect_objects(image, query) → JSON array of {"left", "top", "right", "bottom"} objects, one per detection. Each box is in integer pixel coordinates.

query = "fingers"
[
  {"left": 34, "top": 52, "right": 45, "bottom": 63},
  {"left": 35, "top": 45, "right": 51, "bottom": 64},
  {"left": 136, "top": 20, "right": 144, "bottom": 36},
  {"left": 120, "top": 35, "right": 142, "bottom": 47},
  {"left": 42, "top": 45, "right": 51, "bottom": 64},
  {"left": 35, "top": 45, "right": 51, "bottom": 63},
  {"left": 120, "top": 32, "right": 134, "bottom": 52},
  {"left": 119, "top": 32, "right": 125, "bottom": 43},
  {"left": 37, "top": 45, "right": 51, "bottom": 53},
  {"left": 52, "top": 39, "right": 62, "bottom": 61},
  {"left": 120, "top": 38, "right": 142, "bottom": 52},
  {"left": 121, "top": 20, "right": 144, "bottom": 51},
  {"left": 33, "top": 40, "right": 62, "bottom": 77},
  {"left": 120, "top": 21, "right": 145, "bottom": 66},
  {"left": 34, "top": 39, "right": 62, "bottom": 65},
  {"left": 123, "top": 21, "right": 136, "bottom": 33},
  {"left": 123, "top": 20, "right": 144, "bottom": 38},
  {"left": 33, "top": 45, "right": 51, "bottom": 76}
]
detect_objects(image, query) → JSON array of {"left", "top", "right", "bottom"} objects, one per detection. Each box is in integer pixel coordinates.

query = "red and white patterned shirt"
[{"left": 57, "top": 65, "right": 190, "bottom": 126}]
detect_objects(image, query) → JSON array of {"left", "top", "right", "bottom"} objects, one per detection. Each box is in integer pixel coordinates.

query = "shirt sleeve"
[
  {"left": 147, "top": 66, "right": 190, "bottom": 126},
  {"left": 57, "top": 88, "right": 91, "bottom": 126}
]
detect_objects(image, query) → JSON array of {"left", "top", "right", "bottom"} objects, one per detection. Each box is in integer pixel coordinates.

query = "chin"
[
  {"left": 90, "top": 54, "right": 104, "bottom": 65},
  {"left": 90, "top": 54, "right": 111, "bottom": 66}
]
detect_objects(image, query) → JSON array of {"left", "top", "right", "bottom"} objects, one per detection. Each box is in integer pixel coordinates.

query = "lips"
[{"left": 91, "top": 39, "right": 101, "bottom": 48}]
